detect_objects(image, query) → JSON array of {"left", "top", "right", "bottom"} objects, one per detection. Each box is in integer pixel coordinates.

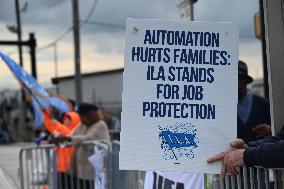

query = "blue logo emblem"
[{"left": 159, "top": 123, "right": 199, "bottom": 163}]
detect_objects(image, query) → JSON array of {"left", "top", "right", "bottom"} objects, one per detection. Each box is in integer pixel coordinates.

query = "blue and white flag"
[
  {"left": 31, "top": 98, "right": 44, "bottom": 129},
  {"left": 0, "top": 52, "right": 48, "bottom": 98},
  {"left": 0, "top": 52, "right": 72, "bottom": 128},
  {"left": 49, "top": 96, "right": 71, "bottom": 113}
]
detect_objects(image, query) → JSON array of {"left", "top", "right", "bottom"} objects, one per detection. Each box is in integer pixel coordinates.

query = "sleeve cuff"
[{"left": 243, "top": 147, "right": 259, "bottom": 167}]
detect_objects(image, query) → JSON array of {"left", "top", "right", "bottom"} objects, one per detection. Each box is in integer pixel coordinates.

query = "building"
[{"left": 52, "top": 68, "right": 123, "bottom": 115}]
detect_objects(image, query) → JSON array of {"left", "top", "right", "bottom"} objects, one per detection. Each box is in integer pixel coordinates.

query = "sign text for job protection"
[{"left": 131, "top": 29, "right": 232, "bottom": 120}]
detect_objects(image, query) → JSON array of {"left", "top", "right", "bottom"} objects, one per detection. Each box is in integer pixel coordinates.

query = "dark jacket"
[
  {"left": 244, "top": 126, "right": 284, "bottom": 168},
  {"left": 237, "top": 94, "right": 271, "bottom": 142}
]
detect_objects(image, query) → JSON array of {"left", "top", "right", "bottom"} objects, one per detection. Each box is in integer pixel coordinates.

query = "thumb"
[{"left": 230, "top": 139, "right": 244, "bottom": 149}]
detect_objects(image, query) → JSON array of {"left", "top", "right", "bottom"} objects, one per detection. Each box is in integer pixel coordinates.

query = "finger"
[
  {"left": 229, "top": 166, "right": 238, "bottom": 176},
  {"left": 221, "top": 160, "right": 227, "bottom": 179},
  {"left": 207, "top": 152, "right": 226, "bottom": 163}
]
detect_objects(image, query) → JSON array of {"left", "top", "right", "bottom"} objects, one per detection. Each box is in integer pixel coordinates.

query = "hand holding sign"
[{"left": 207, "top": 138, "right": 247, "bottom": 178}]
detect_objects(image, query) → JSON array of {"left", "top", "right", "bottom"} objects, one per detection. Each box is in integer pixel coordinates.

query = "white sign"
[
  {"left": 144, "top": 171, "right": 204, "bottom": 189},
  {"left": 120, "top": 19, "right": 238, "bottom": 174}
]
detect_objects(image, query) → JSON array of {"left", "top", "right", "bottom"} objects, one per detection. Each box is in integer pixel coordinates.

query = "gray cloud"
[
  {"left": 0, "top": 0, "right": 69, "bottom": 23},
  {"left": 0, "top": 0, "right": 262, "bottom": 87},
  {"left": 0, "top": 0, "right": 16, "bottom": 22},
  {"left": 1, "top": 0, "right": 259, "bottom": 49},
  {"left": 195, "top": 0, "right": 258, "bottom": 36},
  {"left": 0, "top": 0, "right": 259, "bottom": 35},
  {"left": 81, "top": 32, "right": 125, "bottom": 54}
]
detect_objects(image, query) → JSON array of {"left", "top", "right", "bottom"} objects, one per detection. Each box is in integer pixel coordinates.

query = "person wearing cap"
[
  {"left": 237, "top": 60, "right": 271, "bottom": 142},
  {"left": 71, "top": 103, "right": 110, "bottom": 189},
  {"left": 70, "top": 103, "right": 110, "bottom": 143},
  {"left": 237, "top": 60, "right": 271, "bottom": 187}
]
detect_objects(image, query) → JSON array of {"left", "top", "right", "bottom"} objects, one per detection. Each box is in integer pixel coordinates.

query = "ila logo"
[{"left": 159, "top": 123, "right": 199, "bottom": 163}]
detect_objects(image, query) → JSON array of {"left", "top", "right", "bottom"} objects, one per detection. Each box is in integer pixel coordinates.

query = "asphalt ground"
[{"left": 0, "top": 143, "right": 33, "bottom": 188}]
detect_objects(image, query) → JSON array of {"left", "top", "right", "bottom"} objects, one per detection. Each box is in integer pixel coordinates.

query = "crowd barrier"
[
  {"left": 18, "top": 140, "right": 144, "bottom": 189},
  {"left": 207, "top": 167, "right": 284, "bottom": 189},
  {"left": 19, "top": 140, "right": 284, "bottom": 189}
]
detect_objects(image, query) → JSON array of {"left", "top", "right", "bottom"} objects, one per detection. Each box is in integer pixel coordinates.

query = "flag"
[
  {"left": 0, "top": 52, "right": 72, "bottom": 128},
  {"left": 30, "top": 95, "right": 71, "bottom": 129},
  {"left": 49, "top": 95, "right": 71, "bottom": 113},
  {"left": 0, "top": 52, "right": 48, "bottom": 98},
  {"left": 32, "top": 98, "right": 44, "bottom": 129}
]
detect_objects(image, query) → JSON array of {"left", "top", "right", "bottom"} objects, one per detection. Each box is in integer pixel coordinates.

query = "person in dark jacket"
[
  {"left": 206, "top": 61, "right": 276, "bottom": 179},
  {"left": 237, "top": 60, "right": 271, "bottom": 142},
  {"left": 244, "top": 126, "right": 284, "bottom": 168},
  {"left": 207, "top": 126, "right": 284, "bottom": 178},
  {"left": 234, "top": 61, "right": 272, "bottom": 189}
]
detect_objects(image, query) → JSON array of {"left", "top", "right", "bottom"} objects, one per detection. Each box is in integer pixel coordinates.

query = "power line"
[
  {"left": 80, "top": 0, "right": 99, "bottom": 27},
  {"left": 22, "top": 0, "right": 69, "bottom": 23},
  {"left": 6, "top": 33, "right": 258, "bottom": 55},
  {"left": 14, "top": 0, "right": 257, "bottom": 55},
  {"left": 7, "top": 0, "right": 98, "bottom": 55},
  {"left": 37, "top": 0, "right": 98, "bottom": 52},
  {"left": 83, "top": 20, "right": 125, "bottom": 29},
  {"left": 37, "top": 27, "right": 73, "bottom": 52}
]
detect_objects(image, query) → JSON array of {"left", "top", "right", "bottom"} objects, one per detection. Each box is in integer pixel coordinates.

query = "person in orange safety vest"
[{"left": 43, "top": 111, "right": 80, "bottom": 189}]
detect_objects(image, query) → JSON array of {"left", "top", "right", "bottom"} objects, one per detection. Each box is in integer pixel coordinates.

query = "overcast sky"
[{"left": 0, "top": 0, "right": 262, "bottom": 89}]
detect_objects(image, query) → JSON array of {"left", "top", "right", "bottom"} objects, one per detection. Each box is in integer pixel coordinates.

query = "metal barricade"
[
  {"left": 20, "top": 140, "right": 284, "bottom": 189},
  {"left": 18, "top": 140, "right": 146, "bottom": 189},
  {"left": 207, "top": 167, "right": 284, "bottom": 189},
  {"left": 111, "top": 140, "right": 145, "bottom": 189},
  {"left": 19, "top": 141, "right": 111, "bottom": 189}
]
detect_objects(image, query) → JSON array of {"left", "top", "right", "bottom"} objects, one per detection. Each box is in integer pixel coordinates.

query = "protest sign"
[
  {"left": 144, "top": 171, "right": 204, "bottom": 189},
  {"left": 120, "top": 19, "right": 238, "bottom": 174}
]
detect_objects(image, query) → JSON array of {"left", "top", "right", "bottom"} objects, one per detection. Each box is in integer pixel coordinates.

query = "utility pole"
[
  {"left": 29, "top": 33, "right": 37, "bottom": 79},
  {"left": 15, "top": 0, "right": 23, "bottom": 67},
  {"left": 53, "top": 43, "right": 58, "bottom": 79},
  {"left": 0, "top": 34, "right": 37, "bottom": 79},
  {"left": 72, "top": 0, "right": 83, "bottom": 104},
  {"left": 53, "top": 43, "right": 60, "bottom": 93},
  {"left": 178, "top": 0, "right": 198, "bottom": 21},
  {"left": 15, "top": 0, "right": 26, "bottom": 137},
  {"left": 0, "top": 33, "right": 37, "bottom": 139}
]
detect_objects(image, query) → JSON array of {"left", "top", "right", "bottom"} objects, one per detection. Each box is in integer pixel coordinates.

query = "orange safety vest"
[
  {"left": 43, "top": 111, "right": 80, "bottom": 173},
  {"left": 56, "top": 146, "right": 75, "bottom": 173},
  {"left": 63, "top": 112, "right": 80, "bottom": 133}
]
